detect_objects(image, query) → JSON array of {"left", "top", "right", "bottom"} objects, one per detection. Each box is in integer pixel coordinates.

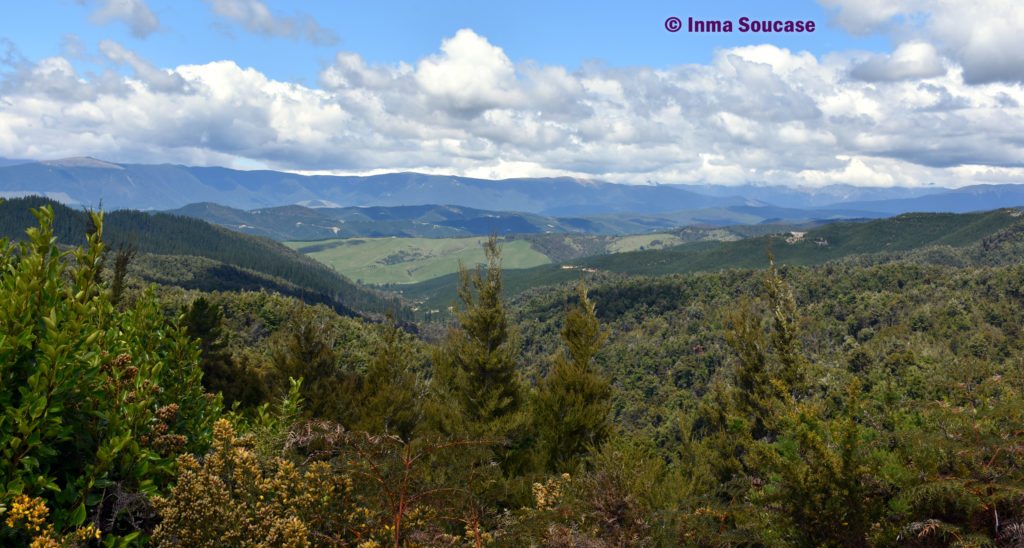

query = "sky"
[{"left": 1, "top": 0, "right": 1023, "bottom": 187}]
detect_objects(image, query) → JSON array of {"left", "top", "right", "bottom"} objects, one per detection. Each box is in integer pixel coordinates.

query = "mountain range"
[
  {"left": 1, "top": 157, "right": 1023, "bottom": 224},
  {"left": 0, "top": 158, "right": 1019, "bottom": 231},
  {"left": 0, "top": 157, "right": 740, "bottom": 214},
  {"left": 167, "top": 202, "right": 883, "bottom": 240}
]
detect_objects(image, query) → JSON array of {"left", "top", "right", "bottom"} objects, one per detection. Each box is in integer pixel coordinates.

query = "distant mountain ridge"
[
  {"left": 0, "top": 157, "right": 31, "bottom": 168},
  {"left": 684, "top": 183, "right": 944, "bottom": 208},
  {"left": 0, "top": 158, "right": 743, "bottom": 215},
  {"left": 1, "top": 157, "right": 1022, "bottom": 219},
  {"left": 825, "top": 185, "right": 1024, "bottom": 214},
  {"left": 168, "top": 202, "right": 885, "bottom": 240}
]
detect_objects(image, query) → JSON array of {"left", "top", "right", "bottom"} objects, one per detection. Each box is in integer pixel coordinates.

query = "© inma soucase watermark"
[{"left": 665, "top": 16, "right": 815, "bottom": 33}]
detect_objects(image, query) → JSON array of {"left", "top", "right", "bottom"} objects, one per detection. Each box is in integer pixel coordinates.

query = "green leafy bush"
[{"left": 0, "top": 207, "right": 220, "bottom": 544}]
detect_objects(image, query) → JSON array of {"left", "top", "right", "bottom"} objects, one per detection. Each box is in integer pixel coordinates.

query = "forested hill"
[
  {"left": 403, "top": 208, "right": 1024, "bottom": 311},
  {"left": 575, "top": 208, "right": 1024, "bottom": 275},
  {"left": 168, "top": 201, "right": 880, "bottom": 240},
  {"left": 0, "top": 196, "right": 406, "bottom": 317},
  {"left": 168, "top": 201, "right": 606, "bottom": 240}
]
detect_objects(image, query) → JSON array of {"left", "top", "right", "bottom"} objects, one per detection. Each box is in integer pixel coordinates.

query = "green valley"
[
  {"left": 285, "top": 230, "right": 748, "bottom": 286},
  {"left": 400, "top": 208, "right": 1024, "bottom": 313},
  {"left": 286, "top": 236, "right": 552, "bottom": 285}
]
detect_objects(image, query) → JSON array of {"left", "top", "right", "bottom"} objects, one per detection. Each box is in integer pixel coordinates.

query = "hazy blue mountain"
[
  {"left": 0, "top": 158, "right": 744, "bottom": 214},
  {"left": 826, "top": 184, "right": 1024, "bottom": 214},
  {"left": 170, "top": 202, "right": 888, "bottom": 240},
  {"left": 3, "top": 158, "right": 1020, "bottom": 218},
  {"left": 682, "top": 183, "right": 947, "bottom": 208},
  {"left": 0, "top": 157, "right": 30, "bottom": 167}
]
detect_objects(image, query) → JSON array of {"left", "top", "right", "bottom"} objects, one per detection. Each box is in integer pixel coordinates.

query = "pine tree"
[
  {"left": 726, "top": 297, "right": 773, "bottom": 440},
  {"left": 270, "top": 316, "right": 357, "bottom": 419},
  {"left": 726, "top": 260, "right": 810, "bottom": 441},
  {"left": 433, "top": 236, "right": 523, "bottom": 437},
  {"left": 183, "top": 297, "right": 231, "bottom": 376},
  {"left": 534, "top": 282, "right": 612, "bottom": 472},
  {"left": 352, "top": 316, "right": 422, "bottom": 440},
  {"left": 109, "top": 242, "right": 136, "bottom": 307},
  {"left": 763, "top": 258, "right": 808, "bottom": 399},
  {"left": 183, "top": 297, "right": 266, "bottom": 408}
]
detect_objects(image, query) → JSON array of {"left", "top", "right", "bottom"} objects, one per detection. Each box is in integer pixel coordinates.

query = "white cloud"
[
  {"left": 0, "top": 29, "right": 1022, "bottom": 187},
  {"left": 820, "top": 0, "right": 1024, "bottom": 84},
  {"left": 203, "top": 0, "right": 338, "bottom": 45},
  {"left": 851, "top": 41, "right": 946, "bottom": 81},
  {"left": 415, "top": 29, "right": 521, "bottom": 113},
  {"left": 99, "top": 40, "right": 187, "bottom": 93},
  {"left": 79, "top": 0, "right": 160, "bottom": 39},
  {"left": 0, "top": 38, "right": 27, "bottom": 71},
  {"left": 818, "top": 0, "right": 916, "bottom": 35}
]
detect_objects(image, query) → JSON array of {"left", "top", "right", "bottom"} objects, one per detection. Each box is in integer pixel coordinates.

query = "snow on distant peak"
[
  {"left": 296, "top": 199, "right": 342, "bottom": 208},
  {"left": 40, "top": 157, "right": 124, "bottom": 170}
]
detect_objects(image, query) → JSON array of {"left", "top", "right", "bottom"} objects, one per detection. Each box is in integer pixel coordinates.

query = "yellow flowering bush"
[
  {"left": 3, "top": 495, "right": 101, "bottom": 547},
  {"left": 532, "top": 474, "right": 571, "bottom": 511},
  {"left": 153, "top": 419, "right": 372, "bottom": 547}
]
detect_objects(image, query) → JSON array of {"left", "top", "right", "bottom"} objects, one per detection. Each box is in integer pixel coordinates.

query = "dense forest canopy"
[{"left": 3, "top": 203, "right": 1024, "bottom": 546}]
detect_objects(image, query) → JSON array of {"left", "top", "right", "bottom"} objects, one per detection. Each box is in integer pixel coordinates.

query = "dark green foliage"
[
  {"left": 183, "top": 297, "right": 230, "bottom": 368},
  {"left": 183, "top": 297, "right": 267, "bottom": 408},
  {"left": 8, "top": 202, "right": 1024, "bottom": 545},
  {"left": 749, "top": 384, "right": 892, "bottom": 547},
  {"left": 349, "top": 317, "right": 423, "bottom": 440},
  {"left": 109, "top": 242, "right": 136, "bottom": 307},
  {"left": 725, "top": 260, "right": 811, "bottom": 440},
  {"left": 508, "top": 241, "right": 1024, "bottom": 544},
  {"left": 269, "top": 315, "right": 361, "bottom": 420},
  {"left": 432, "top": 236, "right": 523, "bottom": 436},
  {"left": 763, "top": 259, "right": 809, "bottom": 398},
  {"left": 727, "top": 297, "right": 773, "bottom": 439},
  {"left": 534, "top": 282, "right": 612, "bottom": 472},
  {"left": 513, "top": 435, "right": 678, "bottom": 546},
  {"left": 891, "top": 358, "right": 1024, "bottom": 545}
]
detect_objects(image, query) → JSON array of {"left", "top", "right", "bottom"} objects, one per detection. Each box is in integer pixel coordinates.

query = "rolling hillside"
[
  {"left": 0, "top": 196, "right": 406, "bottom": 317},
  {"left": 400, "top": 208, "right": 1024, "bottom": 314},
  {"left": 286, "top": 236, "right": 552, "bottom": 285},
  {"left": 286, "top": 227, "right": 785, "bottom": 286},
  {"left": 171, "top": 201, "right": 883, "bottom": 240}
]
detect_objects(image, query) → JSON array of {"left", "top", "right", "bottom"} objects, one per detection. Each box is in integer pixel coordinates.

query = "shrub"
[{"left": 0, "top": 207, "right": 220, "bottom": 543}]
